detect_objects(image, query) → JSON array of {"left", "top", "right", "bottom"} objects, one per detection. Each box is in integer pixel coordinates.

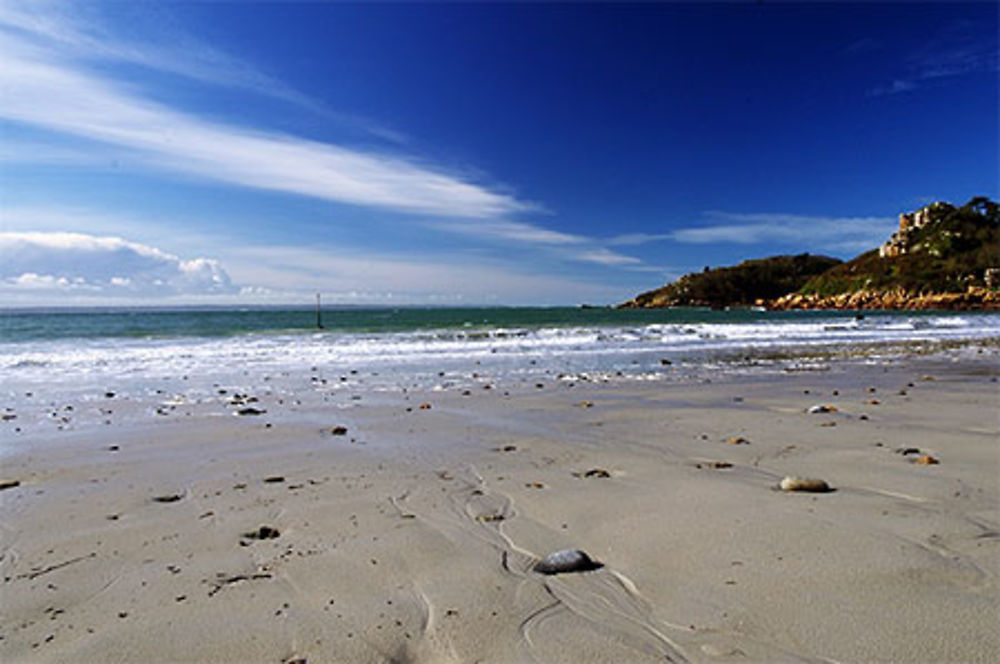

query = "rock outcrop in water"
[{"left": 623, "top": 197, "right": 1000, "bottom": 311}]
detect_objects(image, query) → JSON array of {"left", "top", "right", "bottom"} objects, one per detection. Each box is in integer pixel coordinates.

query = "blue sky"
[{"left": 1, "top": 1, "right": 997, "bottom": 306}]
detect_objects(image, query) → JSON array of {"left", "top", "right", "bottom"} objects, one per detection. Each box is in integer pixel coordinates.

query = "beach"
[{"left": 2, "top": 330, "right": 998, "bottom": 663}]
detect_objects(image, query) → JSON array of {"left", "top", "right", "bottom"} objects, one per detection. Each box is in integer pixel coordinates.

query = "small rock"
[
  {"left": 235, "top": 407, "right": 266, "bottom": 416},
  {"left": 329, "top": 426, "right": 348, "bottom": 436},
  {"left": 263, "top": 476, "right": 285, "bottom": 483},
  {"left": 868, "top": 398, "right": 881, "bottom": 405},
  {"left": 0, "top": 479, "right": 21, "bottom": 491},
  {"left": 575, "top": 468, "right": 611, "bottom": 479},
  {"left": 660, "top": 358, "right": 672, "bottom": 366},
  {"left": 152, "top": 493, "right": 183, "bottom": 503},
  {"left": 727, "top": 436, "right": 750, "bottom": 445},
  {"left": 807, "top": 404, "right": 837, "bottom": 414},
  {"left": 498, "top": 445, "right": 517, "bottom": 452},
  {"left": 534, "top": 549, "right": 603, "bottom": 575},
  {"left": 710, "top": 461, "right": 733, "bottom": 469},
  {"left": 778, "top": 476, "right": 832, "bottom": 493},
  {"left": 418, "top": 403, "right": 432, "bottom": 410},
  {"left": 476, "top": 513, "right": 505, "bottom": 522},
  {"left": 243, "top": 525, "right": 280, "bottom": 540},
  {"left": 895, "top": 447, "right": 920, "bottom": 456},
  {"left": 915, "top": 455, "right": 940, "bottom": 465},
  {"left": 577, "top": 401, "right": 594, "bottom": 408}
]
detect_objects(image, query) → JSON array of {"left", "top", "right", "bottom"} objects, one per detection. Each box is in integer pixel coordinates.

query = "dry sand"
[{"left": 2, "top": 353, "right": 999, "bottom": 663}]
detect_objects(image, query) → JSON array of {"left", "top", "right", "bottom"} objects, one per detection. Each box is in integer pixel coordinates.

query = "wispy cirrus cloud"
[
  {"left": 0, "top": 35, "right": 528, "bottom": 219},
  {"left": 0, "top": 0, "right": 402, "bottom": 139},
  {"left": 868, "top": 19, "right": 998, "bottom": 96},
  {"left": 610, "top": 211, "right": 896, "bottom": 254},
  {"left": 0, "top": 2, "right": 646, "bottom": 270},
  {"left": 428, "top": 219, "right": 643, "bottom": 266}
]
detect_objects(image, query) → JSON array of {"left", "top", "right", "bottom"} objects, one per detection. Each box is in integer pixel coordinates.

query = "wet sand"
[{"left": 2, "top": 352, "right": 999, "bottom": 663}]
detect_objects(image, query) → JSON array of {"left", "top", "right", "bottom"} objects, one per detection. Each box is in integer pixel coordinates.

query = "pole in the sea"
[{"left": 316, "top": 293, "right": 324, "bottom": 329}]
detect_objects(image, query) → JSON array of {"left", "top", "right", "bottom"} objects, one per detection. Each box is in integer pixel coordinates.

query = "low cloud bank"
[{"left": 0, "top": 232, "right": 234, "bottom": 298}]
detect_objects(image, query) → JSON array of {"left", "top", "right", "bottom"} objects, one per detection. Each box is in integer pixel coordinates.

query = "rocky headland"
[{"left": 623, "top": 197, "right": 1000, "bottom": 311}]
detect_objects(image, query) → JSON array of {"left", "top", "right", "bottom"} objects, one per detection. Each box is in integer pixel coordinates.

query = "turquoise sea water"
[
  {"left": 2, "top": 306, "right": 999, "bottom": 394},
  {"left": 0, "top": 305, "right": 876, "bottom": 342}
]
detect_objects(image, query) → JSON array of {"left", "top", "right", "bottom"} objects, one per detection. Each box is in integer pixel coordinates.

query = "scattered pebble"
[
  {"left": 263, "top": 476, "right": 285, "bottom": 483},
  {"left": 577, "top": 401, "right": 594, "bottom": 408},
  {"left": 0, "top": 479, "right": 21, "bottom": 491},
  {"left": 329, "top": 426, "right": 348, "bottom": 436},
  {"left": 243, "top": 525, "right": 281, "bottom": 540},
  {"left": 727, "top": 436, "right": 750, "bottom": 445},
  {"left": 476, "top": 513, "right": 505, "bottom": 522},
  {"left": 574, "top": 468, "right": 611, "bottom": 479},
  {"left": 534, "top": 549, "right": 603, "bottom": 575},
  {"left": 235, "top": 407, "right": 266, "bottom": 416},
  {"left": 895, "top": 447, "right": 920, "bottom": 456},
  {"left": 778, "top": 476, "right": 833, "bottom": 493},
  {"left": 807, "top": 404, "right": 837, "bottom": 414},
  {"left": 418, "top": 403, "right": 432, "bottom": 410},
  {"left": 152, "top": 493, "right": 183, "bottom": 503},
  {"left": 915, "top": 455, "right": 940, "bottom": 465}
]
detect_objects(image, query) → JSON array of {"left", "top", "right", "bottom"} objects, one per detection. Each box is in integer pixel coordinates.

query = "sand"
[{"left": 2, "top": 351, "right": 999, "bottom": 663}]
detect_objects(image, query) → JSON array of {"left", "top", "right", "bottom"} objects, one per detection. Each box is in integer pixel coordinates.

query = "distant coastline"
[{"left": 623, "top": 197, "right": 1000, "bottom": 311}]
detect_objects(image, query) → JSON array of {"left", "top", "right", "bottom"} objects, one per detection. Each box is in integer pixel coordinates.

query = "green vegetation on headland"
[
  {"left": 621, "top": 197, "right": 1000, "bottom": 311},
  {"left": 619, "top": 254, "right": 841, "bottom": 309}
]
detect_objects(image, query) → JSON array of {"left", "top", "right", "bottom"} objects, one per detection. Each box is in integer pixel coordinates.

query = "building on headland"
[{"left": 879, "top": 201, "right": 954, "bottom": 258}]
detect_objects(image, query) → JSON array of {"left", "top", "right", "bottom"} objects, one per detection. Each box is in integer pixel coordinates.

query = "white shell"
[{"left": 534, "top": 549, "right": 601, "bottom": 575}]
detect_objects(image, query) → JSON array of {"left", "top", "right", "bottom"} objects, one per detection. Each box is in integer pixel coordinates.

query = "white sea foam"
[{"left": 2, "top": 314, "right": 998, "bottom": 389}]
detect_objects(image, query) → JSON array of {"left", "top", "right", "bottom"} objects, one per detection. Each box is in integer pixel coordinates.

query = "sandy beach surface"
[{"left": 2, "top": 350, "right": 998, "bottom": 663}]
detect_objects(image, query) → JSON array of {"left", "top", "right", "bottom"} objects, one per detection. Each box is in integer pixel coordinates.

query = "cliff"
[{"left": 619, "top": 254, "right": 842, "bottom": 309}]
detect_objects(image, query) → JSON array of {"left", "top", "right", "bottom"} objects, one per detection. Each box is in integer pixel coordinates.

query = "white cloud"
[
  {"left": 222, "top": 246, "right": 627, "bottom": 305},
  {"left": 430, "top": 219, "right": 587, "bottom": 246},
  {"left": 0, "top": 37, "right": 528, "bottom": 219},
  {"left": 0, "top": 231, "right": 234, "bottom": 297},
  {"left": 571, "top": 248, "right": 643, "bottom": 266},
  {"left": 0, "top": 3, "right": 644, "bottom": 275},
  {"left": 868, "top": 19, "right": 998, "bottom": 96},
  {"left": 611, "top": 212, "right": 896, "bottom": 254},
  {"left": 0, "top": 0, "right": 397, "bottom": 136}
]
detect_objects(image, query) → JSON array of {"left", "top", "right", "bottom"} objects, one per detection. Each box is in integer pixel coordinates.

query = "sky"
[{"left": 1, "top": 1, "right": 997, "bottom": 306}]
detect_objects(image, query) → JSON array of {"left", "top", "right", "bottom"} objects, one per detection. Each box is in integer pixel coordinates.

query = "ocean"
[{"left": 3, "top": 306, "right": 999, "bottom": 389}]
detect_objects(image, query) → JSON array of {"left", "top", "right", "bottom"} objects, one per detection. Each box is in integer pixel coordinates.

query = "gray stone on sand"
[
  {"left": 534, "top": 549, "right": 603, "bottom": 575},
  {"left": 778, "top": 476, "right": 833, "bottom": 493}
]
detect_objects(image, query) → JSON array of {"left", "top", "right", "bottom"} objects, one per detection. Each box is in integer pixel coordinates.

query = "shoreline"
[{"left": 2, "top": 345, "right": 999, "bottom": 662}]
